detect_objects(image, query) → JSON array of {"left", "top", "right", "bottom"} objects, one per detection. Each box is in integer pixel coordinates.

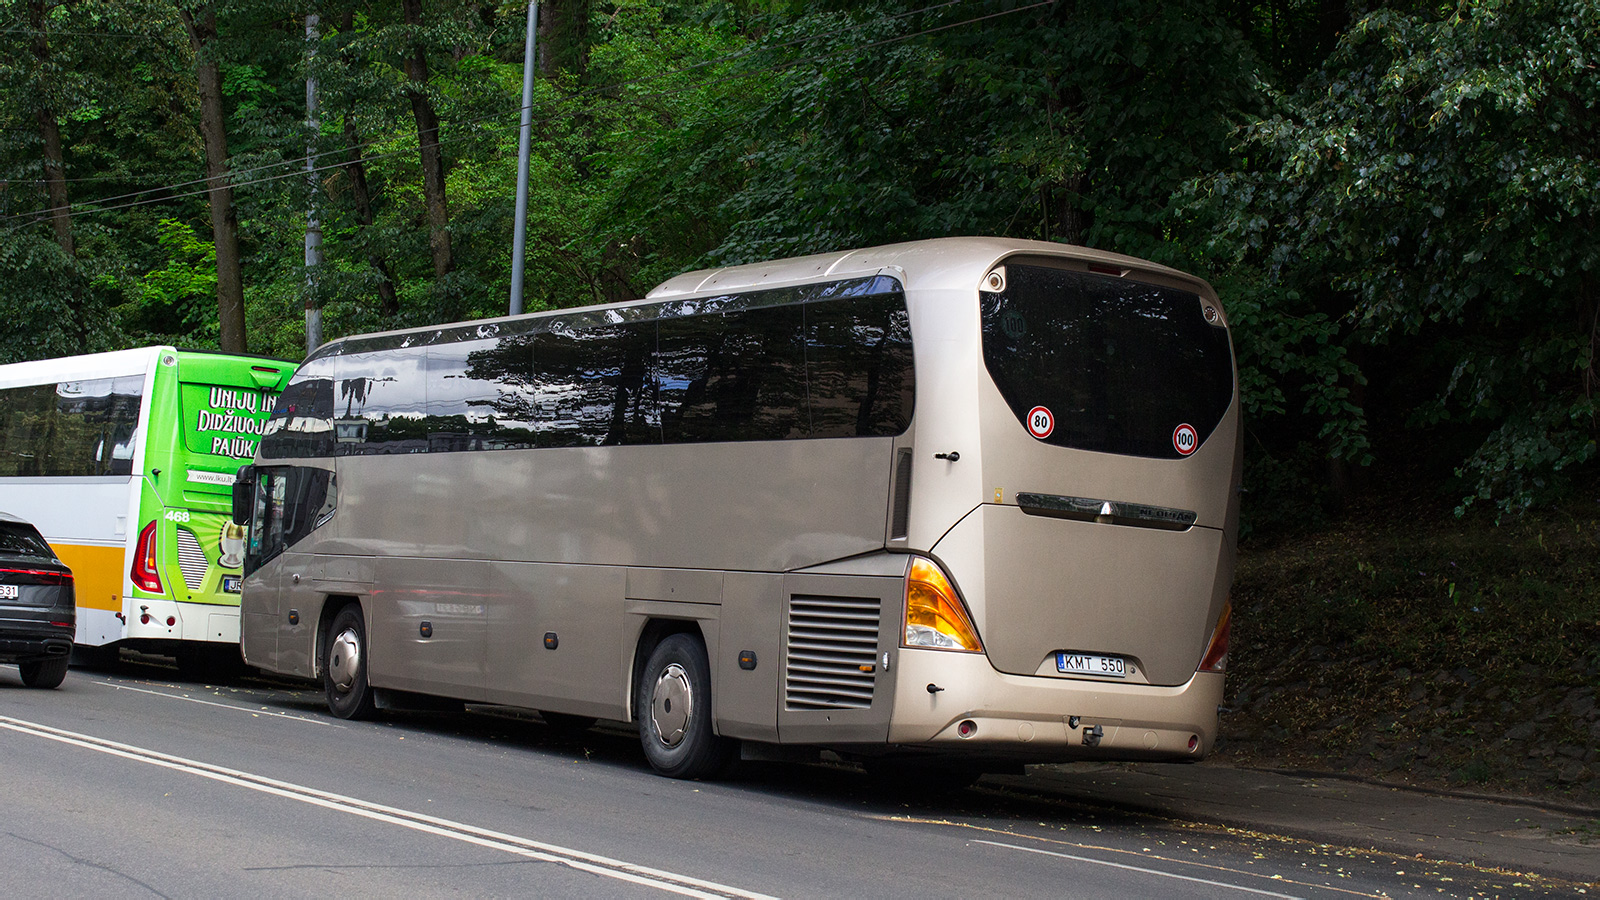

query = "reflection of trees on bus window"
[
  {"left": 0, "top": 376, "right": 143, "bottom": 477},
  {"left": 258, "top": 280, "right": 915, "bottom": 461}
]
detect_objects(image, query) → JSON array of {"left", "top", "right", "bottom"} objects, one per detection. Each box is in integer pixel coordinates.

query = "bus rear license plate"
[
  {"left": 1057, "top": 653, "right": 1126, "bottom": 678},
  {"left": 222, "top": 576, "right": 242, "bottom": 594}
]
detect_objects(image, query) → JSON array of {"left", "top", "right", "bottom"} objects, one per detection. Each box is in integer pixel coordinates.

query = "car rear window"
[
  {"left": 0, "top": 522, "right": 56, "bottom": 560},
  {"left": 981, "top": 262, "right": 1234, "bottom": 459}
]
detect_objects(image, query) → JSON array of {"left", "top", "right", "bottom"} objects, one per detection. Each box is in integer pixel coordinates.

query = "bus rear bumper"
[{"left": 885, "top": 647, "right": 1224, "bottom": 763}]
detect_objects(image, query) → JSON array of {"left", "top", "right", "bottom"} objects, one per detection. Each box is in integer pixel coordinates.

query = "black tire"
[
  {"left": 19, "top": 656, "right": 69, "bottom": 689},
  {"left": 324, "top": 605, "right": 377, "bottom": 720},
  {"left": 636, "top": 633, "right": 735, "bottom": 779}
]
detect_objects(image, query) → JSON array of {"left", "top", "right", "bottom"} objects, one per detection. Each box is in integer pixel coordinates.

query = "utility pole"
[
  {"left": 304, "top": 10, "right": 324, "bottom": 355},
  {"left": 509, "top": 0, "right": 538, "bottom": 316}
]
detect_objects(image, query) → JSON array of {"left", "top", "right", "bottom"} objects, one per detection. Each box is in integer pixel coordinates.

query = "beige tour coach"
[{"left": 233, "top": 236, "right": 1241, "bottom": 779}]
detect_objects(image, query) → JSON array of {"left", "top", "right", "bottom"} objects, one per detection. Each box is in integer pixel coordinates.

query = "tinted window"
[
  {"left": 981, "top": 264, "right": 1234, "bottom": 458},
  {"left": 804, "top": 294, "right": 914, "bottom": 438},
  {"left": 262, "top": 279, "right": 914, "bottom": 459},
  {"left": 657, "top": 304, "right": 807, "bottom": 443},
  {"left": 0, "top": 376, "right": 143, "bottom": 477},
  {"left": 259, "top": 364, "right": 335, "bottom": 460},
  {"left": 243, "top": 467, "right": 335, "bottom": 576},
  {"left": 532, "top": 322, "right": 657, "bottom": 447},
  {"left": 460, "top": 335, "right": 541, "bottom": 449},
  {"left": 0, "top": 521, "right": 55, "bottom": 559}
]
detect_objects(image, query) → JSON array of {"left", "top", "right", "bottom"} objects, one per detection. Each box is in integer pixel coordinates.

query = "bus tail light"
[
  {"left": 903, "top": 558, "right": 983, "bottom": 652},
  {"left": 1198, "top": 600, "right": 1230, "bottom": 673},
  {"left": 130, "top": 520, "right": 164, "bottom": 594}
]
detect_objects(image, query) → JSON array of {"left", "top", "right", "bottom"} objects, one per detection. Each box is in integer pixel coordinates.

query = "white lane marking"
[
  {"left": 98, "top": 682, "right": 343, "bottom": 727},
  {"left": 0, "top": 714, "right": 774, "bottom": 900},
  {"left": 973, "top": 839, "right": 1303, "bottom": 898}
]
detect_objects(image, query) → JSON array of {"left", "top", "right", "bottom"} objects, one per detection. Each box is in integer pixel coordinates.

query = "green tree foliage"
[
  {"left": 0, "top": 0, "right": 1594, "bottom": 526},
  {"left": 1197, "top": 0, "right": 1600, "bottom": 515}
]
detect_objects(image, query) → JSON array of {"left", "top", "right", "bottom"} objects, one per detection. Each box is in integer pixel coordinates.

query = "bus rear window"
[{"left": 981, "top": 263, "right": 1233, "bottom": 459}]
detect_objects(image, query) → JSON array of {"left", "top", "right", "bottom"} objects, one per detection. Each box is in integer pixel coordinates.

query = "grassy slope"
[{"left": 1218, "top": 489, "right": 1600, "bottom": 802}]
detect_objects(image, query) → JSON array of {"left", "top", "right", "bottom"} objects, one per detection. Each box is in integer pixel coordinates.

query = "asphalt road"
[{"left": 0, "top": 658, "right": 1577, "bottom": 898}]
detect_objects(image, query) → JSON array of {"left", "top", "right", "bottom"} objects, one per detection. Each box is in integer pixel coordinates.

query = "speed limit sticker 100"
[{"left": 1173, "top": 423, "right": 1198, "bottom": 456}]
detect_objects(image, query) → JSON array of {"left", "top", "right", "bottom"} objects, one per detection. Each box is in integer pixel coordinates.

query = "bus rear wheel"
[
  {"left": 19, "top": 656, "right": 69, "bottom": 689},
  {"left": 324, "top": 605, "right": 377, "bottom": 720},
  {"left": 636, "top": 633, "right": 735, "bottom": 779}
]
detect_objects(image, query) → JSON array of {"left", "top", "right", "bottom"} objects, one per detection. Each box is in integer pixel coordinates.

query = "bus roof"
[
  {"left": 304, "top": 238, "right": 1215, "bottom": 361},
  {"left": 0, "top": 347, "right": 166, "bottom": 389},
  {"left": 647, "top": 236, "right": 1209, "bottom": 300}
]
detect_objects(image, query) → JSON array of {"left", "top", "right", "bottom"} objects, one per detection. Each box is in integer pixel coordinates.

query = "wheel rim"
[
  {"left": 650, "top": 662, "right": 692, "bottom": 748},
  {"left": 329, "top": 627, "right": 362, "bottom": 693}
]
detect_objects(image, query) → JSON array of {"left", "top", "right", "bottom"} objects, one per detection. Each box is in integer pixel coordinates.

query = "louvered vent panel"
[
  {"left": 785, "top": 594, "right": 881, "bottom": 710},
  {"left": 176, "top": 528, "right": 208, "bottom": 591}
]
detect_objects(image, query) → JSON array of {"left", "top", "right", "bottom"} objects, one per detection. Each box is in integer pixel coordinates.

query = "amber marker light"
[
  {"left": 1198, "top": 600, "right": 1230, "bottom": 673},
  {"left": 903, "top": 557, "right": 983, "bottom": 652}
]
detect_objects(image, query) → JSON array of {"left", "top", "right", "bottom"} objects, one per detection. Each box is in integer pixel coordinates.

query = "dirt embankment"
[{"left": 1214, "top": 504, "right": 1600, "bottom": 806}]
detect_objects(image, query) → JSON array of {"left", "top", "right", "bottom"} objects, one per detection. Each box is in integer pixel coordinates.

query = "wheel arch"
[
  {"left": 315, "top": 593, "right": 364, "bottom": 680},
  {"left": 628, "top": 617, "right": 710, "bottom": 726}
]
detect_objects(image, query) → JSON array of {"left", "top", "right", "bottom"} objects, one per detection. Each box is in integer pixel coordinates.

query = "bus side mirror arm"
[{"left": 232, "top": 465, "right": 254, "bottom": 526}]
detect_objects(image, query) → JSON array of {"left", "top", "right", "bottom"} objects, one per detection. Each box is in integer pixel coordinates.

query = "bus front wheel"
[
  {"left": 324, "top": 606, "right": 377, "bottom": 720},
  {"left": 636, "top": 633, "right": 735, "bottom": 779}
]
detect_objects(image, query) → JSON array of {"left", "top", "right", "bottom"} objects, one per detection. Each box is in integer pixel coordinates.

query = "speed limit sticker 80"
[{"left": 1027, "top": 406, "right": 1054, "bottom": 439}]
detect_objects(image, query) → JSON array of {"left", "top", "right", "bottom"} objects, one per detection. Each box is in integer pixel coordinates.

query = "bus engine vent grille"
[
  {"left": 175, "top": 528, "right": 208, "bottom": 591},
  {"left": 785, "top": 594, "right": 881, "bottom": 710}
]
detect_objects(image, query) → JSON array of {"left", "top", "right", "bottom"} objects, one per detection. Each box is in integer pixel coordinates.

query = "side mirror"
[{"left": 232, "top": 465, "right": 255, "bottom": 526}]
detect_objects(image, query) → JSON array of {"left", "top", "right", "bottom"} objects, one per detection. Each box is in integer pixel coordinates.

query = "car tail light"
[
  {"left": 0, "top": 567, "right": 73, "bottom": 585},
  {"left": 131, "top": 520, "right": 164, "bottom": 594},
  {"left": 1198, "top": 600, "right": 1230, "bottom": 673},
  {"left": 903, "top": 557, "right": 983, "bottom": 652}
]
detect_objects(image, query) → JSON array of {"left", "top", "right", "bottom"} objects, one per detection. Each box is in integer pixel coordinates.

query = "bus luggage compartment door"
[{"left": 776, "top": 571, "right": 900, "bottom": 745}]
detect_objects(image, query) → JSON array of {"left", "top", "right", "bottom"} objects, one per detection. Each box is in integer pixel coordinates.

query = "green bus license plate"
[
  {"left": 1057, "top": 652, "right": 1126, "bottom": 678},
  {"left": 222, "top": 576, "right": 242, "bottom": 594}
]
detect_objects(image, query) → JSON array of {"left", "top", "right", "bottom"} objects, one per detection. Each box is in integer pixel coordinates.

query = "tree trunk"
[
  {"left": 401, "top": 0, "right": 453, "bottom": 281},
  {"left": 29, "top": 0, "right": 73, "bottom": 257},
  {"left": 178, "top": 5, "right": 247, "bottom": 353},
  {"left": 536, "top": 0, "right": 590, "bottom": 78},
  {"left": 344, "top": 116, "right": 400, "bottom": 318}
]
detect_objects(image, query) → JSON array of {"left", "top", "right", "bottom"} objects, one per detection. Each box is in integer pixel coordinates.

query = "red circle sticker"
[
  {"left": 1026, "top": 406, "right": 1054, "bottom": 439},
  {"left": 1173, "top": 423, "right": 1198, "bottom": 456}
]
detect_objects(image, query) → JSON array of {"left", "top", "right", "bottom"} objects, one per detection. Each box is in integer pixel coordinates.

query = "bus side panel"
[
  {"left": 367, "top": 555, "right": 489, "bottom": 697},
  {"left": 334, "top": 439, "right": 893, "bottom": 574},
  {"left": 714, "top": 572, "right": 784, "bottom": 742},
  {"left": 479, "top": 562, "right": 629, "bottom": 719},
  {"left": 3, "top": 478, "right": 132, "bottom": 614}
]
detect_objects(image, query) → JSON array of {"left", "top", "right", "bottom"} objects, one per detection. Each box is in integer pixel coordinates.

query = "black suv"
[{"left": 0, "top": 513, "right": 75, "bottom": 689}]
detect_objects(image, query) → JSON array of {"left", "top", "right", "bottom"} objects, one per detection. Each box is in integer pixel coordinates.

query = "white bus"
[
  {"left": 0, "top": 347, "right": 295, "bottom": 678},
  {"left": 234, "top": 237, "right": 1240, "bottom": 779}
]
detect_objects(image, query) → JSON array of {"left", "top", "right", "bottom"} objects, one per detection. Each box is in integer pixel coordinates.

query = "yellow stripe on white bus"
[{"left": 48, "top": 543, "right": 126, "bottom": 612}]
